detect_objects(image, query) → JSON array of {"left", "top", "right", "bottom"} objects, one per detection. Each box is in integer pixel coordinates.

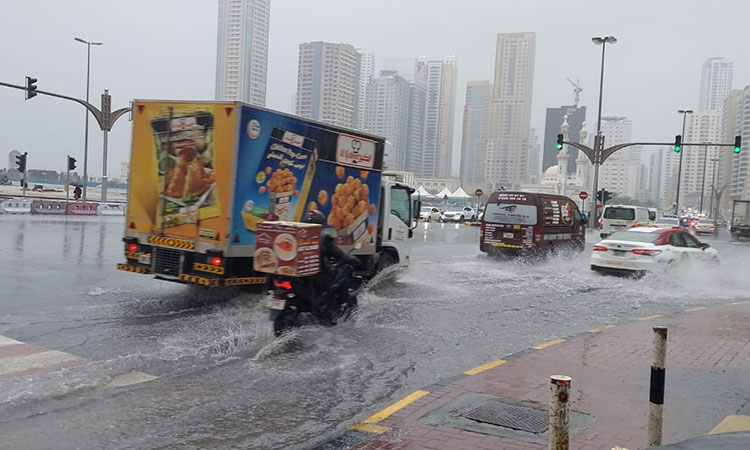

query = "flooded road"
[{"left": 1, "top": 216, "right": 749, "bottom": 449}]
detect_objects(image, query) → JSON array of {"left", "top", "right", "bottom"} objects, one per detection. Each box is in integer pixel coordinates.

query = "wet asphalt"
[{"left": 0, "top": 216, "right": 749, "bottom": 449}]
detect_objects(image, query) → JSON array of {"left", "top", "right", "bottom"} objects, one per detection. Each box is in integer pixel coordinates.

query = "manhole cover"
[{"left": 463, "top": 401, "right": 549, "bottom": 434}]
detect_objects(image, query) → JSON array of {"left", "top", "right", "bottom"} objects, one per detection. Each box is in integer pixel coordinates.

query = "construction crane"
[{"left": 567, "top": 78, "right": 582, "bottom": 107}]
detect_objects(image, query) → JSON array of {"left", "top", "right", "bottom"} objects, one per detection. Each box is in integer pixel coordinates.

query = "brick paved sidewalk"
[{"left": 323, "top": 302, "right": 750, "bottom": 450}]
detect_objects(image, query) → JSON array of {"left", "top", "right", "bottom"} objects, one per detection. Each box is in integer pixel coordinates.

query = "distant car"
[
  {"left": 600, "top": 205, "right": 652, "bottom": 238},
  {"left": 419, "top": 206, "right": 441, "bottom": 222},
  {"left": 695, "top": 218, "right": 716, "bottom": 234},
  {"left": 591, "top": 227, "right": 719, "bottom": 276},
  {"left": 441, "top": 206, "right": 476, "bottom": 222},
  {"left": 653, "top": 217, "right": 682, "bottom": 230}
]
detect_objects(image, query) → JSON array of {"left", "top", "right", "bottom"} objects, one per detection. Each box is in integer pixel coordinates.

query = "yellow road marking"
[
  {"left": 348, "top": 423, "right": 388, "bottom": 434},
  {"left": 638, "top": 314, "right": 663, "bottom": 321},
  {"left": 360, "top": 390, "right": 430, "bottom": 424},
  {"left": 587, "top": 324, "right": 614, "bottom": 334},
  {"left": 729, "top": 301, "right": 748, "bottom": 306},
  {"left": 533, "top": 338, "right": 566, "bottom": 350},
  {"left": 464, "top": 359, "right": 506, "bottom": 375},
  {"left": 685, "top": 307, "right": 707, "bottom": 312},
  {"left": 709, "top": 415, "right": 750, "bottom": 434}
]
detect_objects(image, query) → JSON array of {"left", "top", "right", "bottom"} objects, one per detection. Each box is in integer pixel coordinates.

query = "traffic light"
[
  {"left": 25, "top": 76, "right": 37, "bottom": 100},
  {"left": 734, "top": 135, "right": 742, "bottom": 154},
  {"left": 67, "top": 156, "right": 77, "bottom": 171},
  {"left": 674, "top": 135, "right": 682, "bottom": 153},
  {"left": 596, "top": 189, "right": 613, "bottom": 203},
  {"left": 556, "top": 134, "right": 564, "bottom": 151},
  {"left": 15, "top": 152, "right": 27, "bottom": 172}
]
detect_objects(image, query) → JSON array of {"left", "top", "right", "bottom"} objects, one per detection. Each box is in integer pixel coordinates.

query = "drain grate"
[{"left": 463, "top": 401, "right": 549, "bottom": 434}]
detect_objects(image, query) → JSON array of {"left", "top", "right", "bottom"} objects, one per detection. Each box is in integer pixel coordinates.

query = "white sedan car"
[
  {"left": 419, "top": 206, "right": 441, "bottom": 222},
  {"left": 694, "top": 218, "right": 716, "bottom": 234},
  {"left": 591, "top": 227, "right": 719, "bottom": 276},
  {"left": 441, "top": 206, "right": 476, "bottom": 222}
]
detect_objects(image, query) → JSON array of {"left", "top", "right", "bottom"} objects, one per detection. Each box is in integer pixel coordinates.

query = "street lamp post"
[
  {"left": 74, "top": 37, "right": 102, "bottom": 201},
  {"left": 590, "top": 35, "right": 617, "bottom": 226},
  {"left": 699, "top": 143, "right": 709, "bottom": 216},
  {"left": 674, "top": 109, "right": 693, "bottom": 215}
]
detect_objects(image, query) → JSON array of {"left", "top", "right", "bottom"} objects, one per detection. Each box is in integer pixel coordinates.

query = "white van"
[{"left": 600, "top": 205, "right": 652, "bottom": 238}]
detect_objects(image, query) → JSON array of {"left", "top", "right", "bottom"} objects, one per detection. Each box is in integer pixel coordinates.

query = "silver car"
[{"left": 695, "top": 218, "right": 716, "bottom": 234}]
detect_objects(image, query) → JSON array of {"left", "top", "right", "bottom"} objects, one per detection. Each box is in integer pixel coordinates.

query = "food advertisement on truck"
[
  {"left": 230, "top": 106, "right": 383, "bottom": 252},
  {"left": 127, "top": 102, "right": 237, "bottom": 243}
]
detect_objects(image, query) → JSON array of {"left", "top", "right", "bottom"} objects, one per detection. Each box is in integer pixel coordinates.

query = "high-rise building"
[
  {"left": 363, "top": 70, "right": 425, "bottom": 172},
  {"left": 700, "top": 57, "right": 734, "bottom": 112},
  {"left": 421, "top": 58, "right": 457, "bottom": 178},
  {"left": 381, "top": 58, "right": 427, "bottom": 84},
  {"left": 721, "top": 86, "right": 750, "bottom": 204},
  {"left": 215, "top": 0, "right": 270, "bottom": 105},
  {"left": 542, "top": 105, "right": 586, "bottom": 173},
  {"left": 527, "top": 128, "right": 541, "bottom": 184},
  {"left": 485, "top": 32, "right": 536, "bottom": 189},
  {"left": 354, "top": 50, "right": 374, "bottom": 129},
  {"left": 677, "top": 58, "right": 734, "bottom": 210},
  {"left": 296, "top": 41, "right": 360, "bottom": 128},
  {"left": 459, "top": 81, "right": 492, "bottom": 189},
  {"left": 597, "top": 117, "right": 637, "bottom": 198}
]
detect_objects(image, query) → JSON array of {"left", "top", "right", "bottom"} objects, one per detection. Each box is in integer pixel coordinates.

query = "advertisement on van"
[
  {"left": 126, "top": 102, "right": 237, "bottom": 244},
  {"left": 229, "top": 106, "right": 383, "bottom": 251}
]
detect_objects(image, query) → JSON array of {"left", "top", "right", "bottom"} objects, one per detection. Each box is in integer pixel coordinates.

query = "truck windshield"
[
  {"left": 604, "top": 207, "right": 635, "bottom": 220},
  {"left": 483, "top": 203, "right": 537, "bottom": 225}
]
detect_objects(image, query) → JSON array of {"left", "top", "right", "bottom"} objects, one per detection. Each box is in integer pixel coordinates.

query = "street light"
[
  {"left": 589, "top": 35, "right": 617, "bottom": 226},
  {"left": 74, "top": 37, "right": 102, "bottom": 201},
  {"left": 699, "top": 143, "right": 709, "bottom": 216},
  {"left": 674, "top": 109, "right": 694, "bottom": 215},
  {"left": 709, "top": 157, "right": 719, "bottom": 222}
]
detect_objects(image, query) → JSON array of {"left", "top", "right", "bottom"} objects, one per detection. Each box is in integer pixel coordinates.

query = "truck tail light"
[
  {"left": 593, "top": 244, "right": 607, "bottom": 252},
  {"left": 127, "top": 243, "right": 138, "bottom": 252},
  {"left": 210, "top": 256, "right": 223, "bottom": 266},
  {"left": 632, "top": 248, "right": 661, "bottom": 256},
  {"left": 274, "top": 280, "right": 292, "bottom": 290}
]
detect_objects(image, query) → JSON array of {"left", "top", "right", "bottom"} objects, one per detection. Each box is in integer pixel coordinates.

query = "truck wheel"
[{"left": 377, "top": 252, "right": 397, "bottom": 271}]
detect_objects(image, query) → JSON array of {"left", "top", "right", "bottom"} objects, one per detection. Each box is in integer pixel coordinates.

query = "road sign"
[
  {"left": 475, "top": 188, "right": 483, "bottom": 197},
  {"left": 579, "top": 191, "right": 588, "bottom": 200}
]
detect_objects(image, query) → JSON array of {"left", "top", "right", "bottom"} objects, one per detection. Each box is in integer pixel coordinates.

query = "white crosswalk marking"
[{"left": 0, "top": 350, "right": 82, "bottom": 376}]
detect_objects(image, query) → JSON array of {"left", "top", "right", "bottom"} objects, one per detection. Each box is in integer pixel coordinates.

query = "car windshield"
[
  {"left": 607, "top": 230, "right": 661, "bottom": 243},
  {"left": 698, "top": 219, "right": 712, "bottom": 224},
  {"left": 421, "top": 207, "right": 432, "bottom": 212},
  {"left": 655, "top": 218, "right": 678, "bottom": 225},
  {"left": 603, "top": 207, "right": 635, "bottom": 220}
]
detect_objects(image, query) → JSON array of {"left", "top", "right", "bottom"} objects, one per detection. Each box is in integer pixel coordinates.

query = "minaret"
[
  {"left": 576, "top": 121, "right": 590, "bottom": 188},
  {"left": 556, "top": 114, "right": 570, "bottom": 194}
]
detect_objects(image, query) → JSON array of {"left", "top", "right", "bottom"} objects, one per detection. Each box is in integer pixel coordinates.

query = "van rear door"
[
  {"left": 603, "top": 206, "right": 636, "bottom": 235},
  {"left": 482, "top": 199, "right": 537, "bottom": 249}
]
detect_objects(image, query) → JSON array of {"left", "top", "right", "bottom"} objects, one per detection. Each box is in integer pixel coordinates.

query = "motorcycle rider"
[{"left": 303, "top": 210, "right": 360, "bottom": 319}]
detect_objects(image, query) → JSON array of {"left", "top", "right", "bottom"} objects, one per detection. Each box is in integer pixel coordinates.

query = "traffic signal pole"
[
  {"left": 561, "top": 138, "right": 741, "bottom": 222},
  {"left": 0, "top": 80, "right": 131, "bottom": 202}
]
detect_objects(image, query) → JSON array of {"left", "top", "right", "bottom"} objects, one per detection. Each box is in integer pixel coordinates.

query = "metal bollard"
[
  {"left": 549, "top": 375, "right": 572, "bottom": 450},
  {"left": 648, "top": 326, "right": 668, "bottom": 447}
]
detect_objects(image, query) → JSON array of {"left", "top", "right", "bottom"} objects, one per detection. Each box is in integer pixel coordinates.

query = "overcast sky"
[{"left": 1, "top": 0, "right": 748, "bottom": 178}]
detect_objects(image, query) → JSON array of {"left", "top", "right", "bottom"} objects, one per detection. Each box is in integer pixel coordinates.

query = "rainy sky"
[{"left": 0, "top": 0, "right": 747, "bottom": 178}]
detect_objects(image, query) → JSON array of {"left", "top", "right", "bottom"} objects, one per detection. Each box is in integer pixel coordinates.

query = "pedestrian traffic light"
[
  {"left": 556, "top": 134, "right": 564, "bottom": 151},
  {"left": 674, "top": 135, "right": 682, "bottom": 153},
  {"left": 67, "top": 156, "right": 77, "bottom": 171},
  {"left": 734, "top": 135, "right": 742, "bottom": 154},
  {"left": 25, "top": 76, "right": 37, "bottom": 100},
  {"left": 15, "top": 152, "right": 27, "bottom": 172}
]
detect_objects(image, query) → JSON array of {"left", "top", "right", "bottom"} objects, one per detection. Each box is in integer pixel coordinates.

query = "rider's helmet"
[{"left": 303, "top": 209, "right": 325, "bottom": 225}]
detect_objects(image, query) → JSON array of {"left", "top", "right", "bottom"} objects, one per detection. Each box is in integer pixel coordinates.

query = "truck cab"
[{"left": 377, "top": 178, "right": 417, "bottom": 269}]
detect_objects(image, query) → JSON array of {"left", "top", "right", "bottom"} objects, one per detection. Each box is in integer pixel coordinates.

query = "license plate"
[
  {"left": 265, "top": 298, "right": 286, "bottom": 310},
  {"left": 138, "top": 254, "right": 152, "bottom": 265},
  {"left": 503, "top": 232, "right": 514, "bottom": 238},
  {"left": 613, "top": 250, "right": 626, "bottom": 256}
]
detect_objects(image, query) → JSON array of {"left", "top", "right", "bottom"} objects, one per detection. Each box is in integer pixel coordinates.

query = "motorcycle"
[{"left": 266, "top": 261, "right": 363, "bottom": 336}]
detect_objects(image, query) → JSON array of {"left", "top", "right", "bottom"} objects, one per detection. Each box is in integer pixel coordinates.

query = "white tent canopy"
[
  {"left": 450, "top": 187, "right": 471, "bottom": 198},
  {"left": 435, "top": 187, "right": 453, "bottom": 199},
  {"left": 415, "top": 186, "right": 433, "bottom": 198}
]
